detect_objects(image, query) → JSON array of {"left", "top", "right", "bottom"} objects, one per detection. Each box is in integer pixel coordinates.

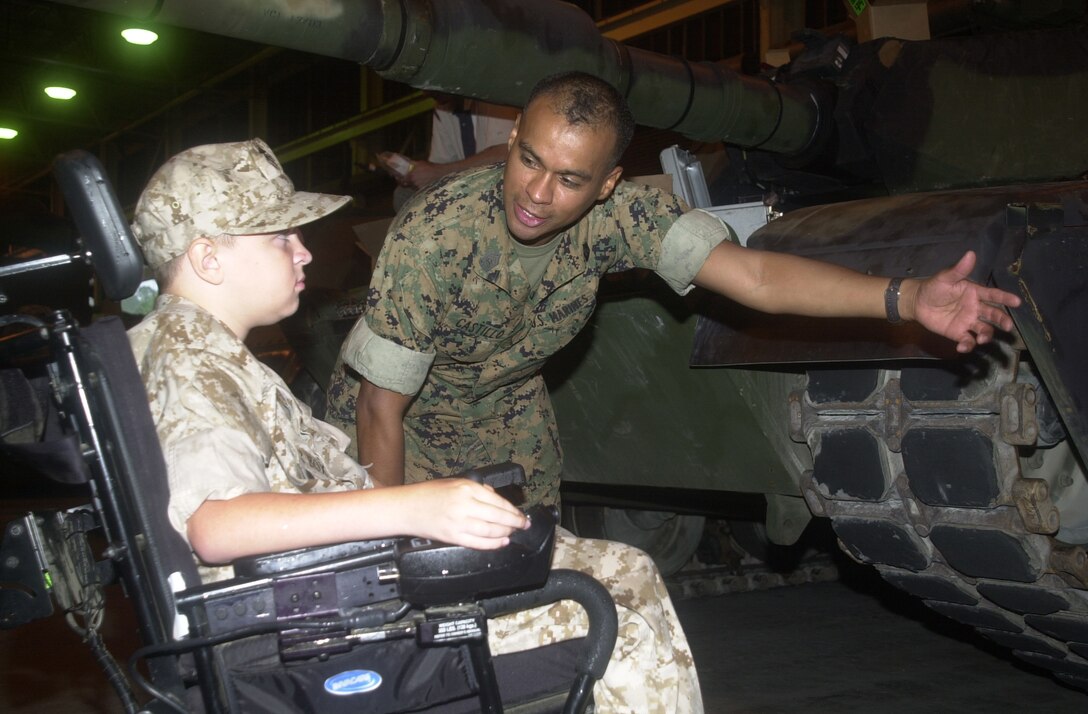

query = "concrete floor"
[
  {"left": 677, "top": 562, "right": 1087, "bottom": 713},
  {"left": 3, "top": 554, "right": 1086, "bottom": 713}
]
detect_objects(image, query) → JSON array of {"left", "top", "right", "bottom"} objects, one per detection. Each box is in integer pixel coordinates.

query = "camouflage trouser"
[{"left": 488, "top": 530, "right": 703, "bottom": 713}]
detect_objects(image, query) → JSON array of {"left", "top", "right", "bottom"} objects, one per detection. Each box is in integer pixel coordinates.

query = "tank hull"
[{"left": 550, "top": 179, "right": 1088, "bottom": 687}]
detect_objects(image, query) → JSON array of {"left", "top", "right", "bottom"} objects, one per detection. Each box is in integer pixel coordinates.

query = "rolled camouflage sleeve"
[
  {"left": 657, "top": 209, "right": 733, "bottom": 295},
  {"left": 343, "top": 216, "right": 444, "bottom": 395},
  {"left": 338, "top": 318, "right": 435, "bottom": 396}
]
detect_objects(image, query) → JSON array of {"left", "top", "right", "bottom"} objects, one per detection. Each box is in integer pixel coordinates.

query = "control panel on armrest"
[
  {"left": 396, "top": 504, "right": 557, "bottom": 606},
  {"left": 179, "top": 463, "right": 553, "bottom": 637}
]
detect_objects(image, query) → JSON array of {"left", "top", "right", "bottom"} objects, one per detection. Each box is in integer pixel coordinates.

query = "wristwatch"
[{"left": 885, "top": 277, "right": 904, "bottom": 324}]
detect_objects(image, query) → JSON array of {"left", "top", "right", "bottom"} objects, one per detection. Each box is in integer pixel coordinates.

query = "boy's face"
[
  {"left": 217, "top": 229, "right": 312, "bottom": 330},
  {"left": 501, "top": 99, "right": 623, "bottom": 246}
]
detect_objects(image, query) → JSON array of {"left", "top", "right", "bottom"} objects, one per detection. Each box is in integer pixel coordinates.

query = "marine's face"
[
  {"left": 502, "top": 99, "right": 623, "bottom": 246},
  {"left": 219, "top": 229, "right": 312, "bottom": 328}
]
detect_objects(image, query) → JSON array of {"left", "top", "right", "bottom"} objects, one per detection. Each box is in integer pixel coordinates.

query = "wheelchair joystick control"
[{"left": 455, "top": 461, "right": 528, "bottom": 506}]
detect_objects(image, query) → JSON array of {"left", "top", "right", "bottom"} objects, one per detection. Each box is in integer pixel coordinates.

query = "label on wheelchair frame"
[
  {"left": 418, "top": 614, "right": 486, "bottom": 644},
  {"left": 324, "top": 669, "right": 383, "bottom": 696}
]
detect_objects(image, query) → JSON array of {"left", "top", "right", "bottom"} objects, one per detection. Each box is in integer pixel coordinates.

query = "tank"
[{"left": 44, "top": 0, "right": 1088, "bottom": 693}]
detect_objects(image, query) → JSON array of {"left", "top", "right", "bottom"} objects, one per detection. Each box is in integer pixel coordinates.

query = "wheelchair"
[{"left": 0, "top": 151, "right": 617, "bottom": 713}]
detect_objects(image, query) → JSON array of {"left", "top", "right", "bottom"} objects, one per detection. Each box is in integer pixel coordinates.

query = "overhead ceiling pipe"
[{"left": 49, "top": 0, "right": 822, "bottom": 155}]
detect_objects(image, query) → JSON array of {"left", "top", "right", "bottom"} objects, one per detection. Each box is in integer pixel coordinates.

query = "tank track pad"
[{"left": 792, "top": 346, "right": 1088, "bottom": 691}]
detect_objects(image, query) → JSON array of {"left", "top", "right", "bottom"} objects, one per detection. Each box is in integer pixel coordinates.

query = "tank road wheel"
[
  {"left": 564, "top": 505, "right": 705, "bottom": 577},
  {"left": 792, "top": 350, "right": 1088, "bottom": 690}
]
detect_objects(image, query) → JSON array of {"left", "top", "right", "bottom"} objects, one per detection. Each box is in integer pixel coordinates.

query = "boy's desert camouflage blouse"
[{"left": 129, "top": 294, "right": 369, "bottom": 581}]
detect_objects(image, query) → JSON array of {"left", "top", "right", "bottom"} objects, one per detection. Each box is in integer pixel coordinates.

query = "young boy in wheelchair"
[{"left": 127, "top": 138, "right": 703, "bottom": 713}]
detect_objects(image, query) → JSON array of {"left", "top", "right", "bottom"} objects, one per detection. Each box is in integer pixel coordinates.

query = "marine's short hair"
[{"left": 525, "top": 72, "right": 636, "bottom": 167}]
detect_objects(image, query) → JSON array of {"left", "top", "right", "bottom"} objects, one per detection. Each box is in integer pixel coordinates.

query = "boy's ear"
[{"left": 186, "top": 237, "right": 225, "bottom": 285}]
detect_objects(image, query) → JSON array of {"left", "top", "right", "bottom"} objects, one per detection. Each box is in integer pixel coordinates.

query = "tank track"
[
  {"left": 666, "top": 555, "right": 839, "bottom": 601},
  {"left": 792, "top": 345, "right": 1088, "bottom": 691}
]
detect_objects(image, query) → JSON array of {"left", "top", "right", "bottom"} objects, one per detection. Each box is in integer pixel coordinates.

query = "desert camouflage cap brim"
[
  {"left": 221, "top": 189, "right": 351, "bottom": 238},
  {"left": 132, "top": 138, "right": 351, "bottom": 269}
]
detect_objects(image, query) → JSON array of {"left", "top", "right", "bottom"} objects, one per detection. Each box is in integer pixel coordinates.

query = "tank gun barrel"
[{"left": 51, "top": 0, "right": 820, "bottom": 154}]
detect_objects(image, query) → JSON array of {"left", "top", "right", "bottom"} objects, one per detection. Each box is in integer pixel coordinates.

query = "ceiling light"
[
  {"left": 44, "top": 86, "right": 77, "bottom": 100},
  {"left": 0, "top": 128, "right": 17, "bottom": 140},
  {"left": 122, "top": 28, "right": 158, "bottom": 45}
]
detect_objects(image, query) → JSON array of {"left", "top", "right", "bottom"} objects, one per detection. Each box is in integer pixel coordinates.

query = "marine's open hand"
[{"left": 907, "top": 251, "right": 1022, "bottom": 353}]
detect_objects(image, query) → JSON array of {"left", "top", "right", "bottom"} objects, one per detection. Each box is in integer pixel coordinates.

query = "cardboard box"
[
  {"left": 764, "top": 48, "right": 792, "bottom": 68},
  {"left": 631, "top": 174, "right": 675, "bottom": 193},
  {"left": 352, "top": 217, "right": 394, "bottom": 269},
  {"left": 851, "top": 0, "right": 930, "bottom": 43}
]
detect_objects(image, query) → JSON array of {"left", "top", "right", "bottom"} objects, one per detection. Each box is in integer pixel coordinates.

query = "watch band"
[{"left": 885, "top": 277, "right": 904, "bottom": 324}]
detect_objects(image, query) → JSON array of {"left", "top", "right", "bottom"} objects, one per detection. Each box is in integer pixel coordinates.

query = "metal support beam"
[
  {"left": 598, "top": 0, "right": 741, "bottom": 41},
  {"left": 274, "top": 93, "right": 435, "bottom": 164}
]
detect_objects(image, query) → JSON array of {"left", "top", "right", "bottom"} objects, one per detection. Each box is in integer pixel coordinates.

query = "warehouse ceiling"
[
  {"left": 1, "top": 0, "right": 1081, "bottom": 216},
  {"left": 0, "top": 0, "right": 345, "bottom": 204},
  {"left": 1, "top": 0, "right": 835, "bottom": 210}
]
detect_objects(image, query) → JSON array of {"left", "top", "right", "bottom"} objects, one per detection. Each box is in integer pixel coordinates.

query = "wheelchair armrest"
[
  {"left": 396, "top": 504, "right": 557, "bottom": 605},
  {"left": 232, "top": 538, "right": 398, "bottom": 579},
  {"left": 232, "top": 500, "right": 555, "bottom": 591},
  {"left": 176, "top": 505, "right": 558, "bottom": 637}
]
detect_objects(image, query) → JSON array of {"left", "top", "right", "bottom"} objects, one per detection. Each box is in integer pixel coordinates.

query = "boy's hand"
[{"left": 406, "top": 478, "right": 530, "bottom": 550}]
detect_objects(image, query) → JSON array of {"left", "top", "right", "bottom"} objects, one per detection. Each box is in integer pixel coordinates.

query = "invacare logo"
[{"left": 324, "top": 669, "right": 382, "bottom": 696}]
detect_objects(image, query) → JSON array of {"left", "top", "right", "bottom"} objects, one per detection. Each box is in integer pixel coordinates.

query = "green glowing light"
[
  {"left": 44, "top": 86, "right": 77, "bottom": 100},
  {"left": 122, "top": 28, "right": 159, "bottom": 45}
]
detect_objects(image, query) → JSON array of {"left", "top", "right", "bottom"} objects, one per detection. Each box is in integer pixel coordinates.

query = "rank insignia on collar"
[{"left": 480, "top": 250, "right": 501, "bottom": 273}]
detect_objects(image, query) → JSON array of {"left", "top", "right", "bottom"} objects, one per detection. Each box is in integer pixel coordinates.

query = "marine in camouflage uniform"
[
  {"left": 128, "top": 138, "right": 704, "bottom": 712},
  {"left": 326, "top": 164, "right": 727, "bottom": 507}
]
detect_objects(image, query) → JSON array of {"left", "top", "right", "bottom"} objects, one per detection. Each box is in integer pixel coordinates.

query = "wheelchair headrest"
[{"left": 52, "top": 150, "right": 144, "bottom": 301}]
